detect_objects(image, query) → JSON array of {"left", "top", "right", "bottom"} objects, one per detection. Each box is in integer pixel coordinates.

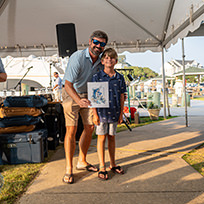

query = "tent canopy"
[
  {"left": 188, "top": 21, "right": 204, "bottom": 37},
  {"left": 0, "top": 0, "right": 204, "bottom": 57}
]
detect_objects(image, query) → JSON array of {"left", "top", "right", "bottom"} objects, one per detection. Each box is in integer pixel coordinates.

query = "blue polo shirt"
[
  {"left": 92, "top": 70, "right": 126, "bottom": 123},
  {"left": 62, "top": 48, "right": 104, "bottom": 93}
]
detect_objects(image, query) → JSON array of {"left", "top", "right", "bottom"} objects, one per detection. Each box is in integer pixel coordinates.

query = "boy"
[{"left": 92, "top": 48, "right": 126, "bottom": 180}]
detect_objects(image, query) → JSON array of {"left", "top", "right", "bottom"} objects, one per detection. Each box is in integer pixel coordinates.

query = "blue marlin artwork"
[{"left": 91, "top": 87, "right": 106, "bottom": 104}]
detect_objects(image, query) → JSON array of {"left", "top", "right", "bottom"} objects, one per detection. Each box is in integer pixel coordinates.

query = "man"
[
  {"left": 0, "top": 58, "right": 7, "bottom": 82},
  {"left": 62, "top": 30, "right": 108, "bottom": 184},
  {"left": 52, "top": 72, "right": 62, "bottom": 101}
]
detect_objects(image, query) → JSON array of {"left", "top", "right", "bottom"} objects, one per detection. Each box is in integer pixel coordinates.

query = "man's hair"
[
  {"left": 90, "top": 30, "right": 108, "bottom": 43},
  {"left": 54, "top": 72, "right": 58, "bottom": 75},
  {"left": 101, "top": 48, "right": 118, "bottom": 61}
]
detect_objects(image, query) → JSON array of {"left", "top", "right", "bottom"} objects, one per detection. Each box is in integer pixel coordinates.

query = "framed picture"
[{"left": 87, "top": 82, "right": 109, "bottom": 108}]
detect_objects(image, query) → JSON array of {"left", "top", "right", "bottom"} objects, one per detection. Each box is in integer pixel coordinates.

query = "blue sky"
[{"left": 122, "top": 37, "right": 204, "bottom": 74}]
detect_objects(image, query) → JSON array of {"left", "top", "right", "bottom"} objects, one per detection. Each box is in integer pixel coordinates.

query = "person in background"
[
  {"left": 52, "top": 72, "right": 62, "bottom": 101},
  {"left": 62, "top": 30, "right": 108, "bottom": 184},
  {"left": 0, "top": 58, "right": 7, "bottom": 82},
  {"left": 92, "top": 48, "right": 126, "bottom": 180}
]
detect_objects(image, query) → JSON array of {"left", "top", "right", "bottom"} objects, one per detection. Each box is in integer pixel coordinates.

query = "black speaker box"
[{"left": 56, "top": 23, "right": 77, "bottom": 57}]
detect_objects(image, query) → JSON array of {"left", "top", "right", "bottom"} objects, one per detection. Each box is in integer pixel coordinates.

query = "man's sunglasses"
[{"left": 92, "top": 39, "right": 106, "bottom": 47}]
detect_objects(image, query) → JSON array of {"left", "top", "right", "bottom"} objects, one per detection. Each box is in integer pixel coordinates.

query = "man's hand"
[
  {"left": 77, "top": 98, "right": 91, "bottom": 108},
  {"left": 65, "top": 80, "right": 90, "bottom": 107}
]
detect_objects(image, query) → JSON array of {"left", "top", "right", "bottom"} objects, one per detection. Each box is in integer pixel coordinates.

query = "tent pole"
[
  {"left": 182, "top": 38, "right": 188, "bottom": 127},
  {"left": 165, "top": 88, "right": 171, "bottom": 116},
  {"left": 161, "top": 47, "right": 167, "bottom": 119}
]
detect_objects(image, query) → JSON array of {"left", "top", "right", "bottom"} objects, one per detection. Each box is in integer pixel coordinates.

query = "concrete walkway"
[{"left": 17, "top": 115, "right": 204, "bottom": 204}]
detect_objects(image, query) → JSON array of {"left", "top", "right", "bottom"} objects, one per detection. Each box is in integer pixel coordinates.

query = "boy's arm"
[
  {"left": 118, "top": 93, "right": 125, "bottom": 124},
  {"left": 92, "top": 108, "right": 100, "bottom": 126}
]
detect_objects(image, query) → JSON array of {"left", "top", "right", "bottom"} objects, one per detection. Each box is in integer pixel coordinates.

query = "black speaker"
[
  {"left": 56, "top": 23, "right": 77, "bottom": 57},
  {"left": 44, "top": 115, "right": 59, "bottom": 150}
]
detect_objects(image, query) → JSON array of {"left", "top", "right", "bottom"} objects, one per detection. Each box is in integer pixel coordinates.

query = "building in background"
[
  {"left": 115, "top": 55, "right": 132, "bottom": 69},
  {"left": 163, "top": 59, "right": 203, "bottom": 77}
]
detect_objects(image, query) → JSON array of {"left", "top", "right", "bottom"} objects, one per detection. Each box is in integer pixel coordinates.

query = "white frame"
[{"left": 87, "top": 82, "right": 109, "bottom": 108}]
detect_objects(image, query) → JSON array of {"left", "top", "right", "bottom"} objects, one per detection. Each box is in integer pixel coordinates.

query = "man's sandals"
[
  {"left": 110, "top": 166, "right": 124, "bottom": 174},
  {"left": 62, "top": 173, "right": 74, "bottom": 184}
]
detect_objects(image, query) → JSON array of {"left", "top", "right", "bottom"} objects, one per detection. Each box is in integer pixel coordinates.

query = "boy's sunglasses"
[{"left": 92, "top": 39, "right": 106, "bottom": 47}]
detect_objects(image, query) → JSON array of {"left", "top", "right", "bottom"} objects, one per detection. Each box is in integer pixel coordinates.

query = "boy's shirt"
[{"left": 92, "top": 69, "right": 126, "bottom": 123}]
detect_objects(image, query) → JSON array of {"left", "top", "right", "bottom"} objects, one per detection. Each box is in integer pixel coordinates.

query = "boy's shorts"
[
  {"left": 62, "top": 88, "right": 93, "bottom": 126},
  {"left": 95, "top": 122, "right": 118, "bottom": 136}
]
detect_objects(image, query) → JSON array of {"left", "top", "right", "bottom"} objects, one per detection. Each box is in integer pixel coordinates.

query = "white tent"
[
  {"left": 0, "top": 0, "right": 204, "bottom": 57},
  {"left": 0, "top": 0, "right": 204, "bottom": 122}
]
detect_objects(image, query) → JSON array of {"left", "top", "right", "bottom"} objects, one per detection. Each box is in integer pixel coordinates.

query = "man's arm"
[
  {"left": 53, "top": 77, "right": 60, "bottom": 90},
  {"left": 52, "top": 84, "right": 59, "bottom": 90},
  {"left": 65, "top": 80, "right": 90, "bottom": 108},
  {"left": 0, "top": 73, "right": 7, "bottom": 82}
]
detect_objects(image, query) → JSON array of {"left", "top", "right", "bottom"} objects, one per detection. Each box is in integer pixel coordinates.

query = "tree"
[{"left": 117, "top": 66, "right": 158, "bottom": 82}]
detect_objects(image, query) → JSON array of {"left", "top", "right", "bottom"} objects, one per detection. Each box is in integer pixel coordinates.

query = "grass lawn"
[
  {"left": 182, "top": 143, "right": 204, "bottom": 176},
  {"left": 0, "top": 163, "right": 44, "bottom": 204},
  {"left": 0, "top": 148, "right": 59, "bottom": 204},
  {"left": 116, "top": 116, "right": 170, "bottom": 132},
  {"left": 183, "top": 96, "right": 204, "bottom": 175},
  {"left": 192, "top": 96, "right": 204, "bottom": 101}
]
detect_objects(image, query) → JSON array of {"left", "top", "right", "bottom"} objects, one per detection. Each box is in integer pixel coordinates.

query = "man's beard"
[{"left": 90, "top": 46, "right": 102, "bottom": 56}]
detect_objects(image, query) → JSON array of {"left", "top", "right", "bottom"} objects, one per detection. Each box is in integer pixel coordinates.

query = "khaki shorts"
[{"left": 62, "top": 88, "right": 93, "bottom": 126}]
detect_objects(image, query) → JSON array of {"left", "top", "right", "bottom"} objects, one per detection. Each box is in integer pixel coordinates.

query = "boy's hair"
[
  {"left": 101, "top": 48, "right": 118, "bottom": 61},
  {"left": 90, "top": 30, "right": 108, "bottom": 43}
]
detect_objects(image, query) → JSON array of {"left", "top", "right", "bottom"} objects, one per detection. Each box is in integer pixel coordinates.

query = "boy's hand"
[
  {"left": 93, "top": 114, "right": 100, "bottom": 126},
  {"left": 118, "top": 114, "right": 123, "bottom": 124}
]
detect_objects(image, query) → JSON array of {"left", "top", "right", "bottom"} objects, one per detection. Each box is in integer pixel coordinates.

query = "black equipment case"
[
  {"left": 42, "top": 102, "right": 62, "bottom": 150},
  {"left": 3, "top": 95, "right": 48, "bottom": 108},
  {"left": 0, "top": 129, "right": 48, "bottom": 164},
  {"left": 44, "top": 115, "right": 59, "bottom": 150}
]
